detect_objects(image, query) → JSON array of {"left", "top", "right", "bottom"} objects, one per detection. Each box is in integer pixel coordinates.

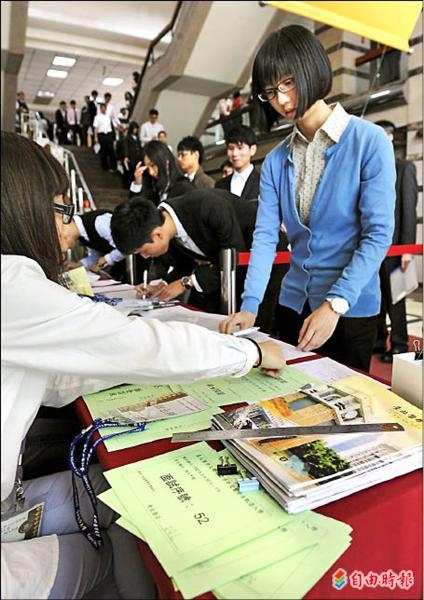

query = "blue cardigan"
[{"left": 241, "top": 116, "right": 396, "bottom": 317}]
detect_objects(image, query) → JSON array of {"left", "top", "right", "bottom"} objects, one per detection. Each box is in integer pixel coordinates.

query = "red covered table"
[{"left": 75, "top": 353, "right": 423, "bottom": 599}]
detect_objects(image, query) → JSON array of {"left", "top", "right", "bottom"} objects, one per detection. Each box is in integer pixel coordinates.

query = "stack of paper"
[
  {"left": 99, "top": 443, "right": 352, "bottom": 599},
  {"left": 212, "top": 375, "right": 422, "bottom": 513},
  {"left": 83, "top": 367, "right": 320, "bottom": 451}
]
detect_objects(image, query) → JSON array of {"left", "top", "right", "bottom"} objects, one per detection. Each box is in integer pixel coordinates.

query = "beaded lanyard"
[{"left": 69, "top": 418, "right": 147, "bottom": 549}]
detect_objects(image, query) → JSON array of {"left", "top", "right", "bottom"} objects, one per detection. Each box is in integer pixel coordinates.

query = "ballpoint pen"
[{"left": 142, "top": 269, "right": 148, "bottom": 300}]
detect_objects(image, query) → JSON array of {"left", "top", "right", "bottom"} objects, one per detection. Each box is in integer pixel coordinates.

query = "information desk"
[{"left": 75, "top": 341, "right": 423, "bottom": 600}]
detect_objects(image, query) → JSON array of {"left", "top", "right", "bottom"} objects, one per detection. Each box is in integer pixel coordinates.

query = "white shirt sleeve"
[
  {"left": 190, "top": 273, "right": 203, "bottom": 293},
  {"left": 130, "top": 181, "right": 142, "bottom": 194},
  {"left": 93, "top": 115, "right": 99, "bottom": 129},
  {"left": 94, "top": 214, "right": 125, "bottom": 265},
  {"left": 140, "top": 123, "right": 151, "bottom": 144}
]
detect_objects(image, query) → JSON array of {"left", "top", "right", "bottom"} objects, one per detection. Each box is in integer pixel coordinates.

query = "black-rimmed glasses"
[
  {"left": 258, "top": 77, "right": 296, "bottom": 103},
  {"left": 54, "top": 203, "right": 75, "bottom": 224}
]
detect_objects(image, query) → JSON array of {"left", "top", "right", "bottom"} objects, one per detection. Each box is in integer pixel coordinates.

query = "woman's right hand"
[
  {"left": 258, "top": 341, "right": 286, "bottom": 377},
  {"left": 134, "top": 162, "right": 147, "bottom": 185},
  {"left": 219, "top": 311, "right": 256, "bottom": 334}
]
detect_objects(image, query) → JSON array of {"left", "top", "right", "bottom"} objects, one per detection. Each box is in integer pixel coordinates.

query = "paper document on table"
[
  {"left": 272, "top": 339, "right": 316, "bottom": 361},
  {"left": 91, "top": 280, "right": 128, "bottom": 289},
  {"left": 293, "top": 357, "right": 390, "bottom": 388},
  {"left": 141, "top": 306, "right": 225, "bottom": 329},
  {"left": 169, "top": 366, "right": 320, "bottom": 407},
  {"left": 104, "top": 443, "right": 294, "bottom": 575},
  {"left": 104, "top": 445, "right": 351, "bottom": 598},
  {"left": 61, "top": 266, "right": 93, "bottom": 296},
  {"left": 390, "top": 259, "right": 419, "bottom": 304}
]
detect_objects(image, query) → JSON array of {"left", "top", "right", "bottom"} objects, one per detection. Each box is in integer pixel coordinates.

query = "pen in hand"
[{"left": 142, "top": 269, "right": 148, "bottom": 300}]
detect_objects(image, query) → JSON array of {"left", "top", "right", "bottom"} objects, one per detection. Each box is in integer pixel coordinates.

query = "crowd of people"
[{"left": 3, "top": 24, "right": 418, "bottom": 600}]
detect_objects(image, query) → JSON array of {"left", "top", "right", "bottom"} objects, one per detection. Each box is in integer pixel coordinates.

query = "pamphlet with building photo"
[{"left": 212, "top": 375, "right": 422, "bottom": 512}]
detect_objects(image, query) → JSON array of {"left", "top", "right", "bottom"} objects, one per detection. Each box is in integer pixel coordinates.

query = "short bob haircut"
[
  {"left": 143, "top": 140, "right": 183, "bottom": 195},
  {"left": 252, "top": 25, "right": 332, "bottom": 130},
  {"left": 111, "top": 196, "right": 165, "bottom": 254},
  {"left": 177, "top": 136, "right": 205, "bottom": 164},
  {"left": 1, "top": 132, "right": 69, "bottom": 282}
]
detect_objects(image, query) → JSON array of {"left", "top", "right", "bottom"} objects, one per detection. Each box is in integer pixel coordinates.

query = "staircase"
[{"left": 69, "top": 146, "right": 129, "bottom": 211}]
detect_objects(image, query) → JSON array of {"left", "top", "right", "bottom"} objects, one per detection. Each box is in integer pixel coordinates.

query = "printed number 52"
[{"left": 194, "top": 512, "right": 209, "bottom": 524}]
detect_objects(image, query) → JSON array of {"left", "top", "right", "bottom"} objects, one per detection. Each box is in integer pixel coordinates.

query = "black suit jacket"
[
  {"left": 163, "top": 189, "right": 257, "bottom": 294},
  {"left": 215, "top": 166, "right": 260, "bottom": 201},
  {"left": 392, "top": 158, "right": 418, "bottom": 245},
  {"left": 55, "top": 109, "right": 68, "bottom": 129}
]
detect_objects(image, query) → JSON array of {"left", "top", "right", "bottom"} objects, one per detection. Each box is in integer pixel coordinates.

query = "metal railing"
[
  {"left": 129, "top": 0, "right": 184, "bottom": 120},
  {"left": 62, "top": 147, "right": 96, "bottom": 214}
]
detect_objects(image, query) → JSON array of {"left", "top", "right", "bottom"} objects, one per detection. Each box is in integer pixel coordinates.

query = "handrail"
[
  {"left": 129, "top": 0, "right": 184, "bottom": 119},
  {"left": 62, "top": 147, "right": 96, "bottom": 211},
  {"left": 205, "top": 104, "right": 253, "bottom": 129}
]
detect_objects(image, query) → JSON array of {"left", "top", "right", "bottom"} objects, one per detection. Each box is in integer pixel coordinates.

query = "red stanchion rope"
[{"left": 237, "top": 244, "right": 423, "bottom": 266}]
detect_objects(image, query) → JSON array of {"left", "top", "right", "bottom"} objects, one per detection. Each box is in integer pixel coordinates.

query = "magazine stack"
[{"left": 212, "top": 375, "right": 422, "bottom": 513}]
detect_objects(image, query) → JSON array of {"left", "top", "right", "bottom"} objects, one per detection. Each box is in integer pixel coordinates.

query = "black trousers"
[
  {"left": 376, "top": 257, "right": 408, "bottom": 352},
  {"left": 276, "top": 303, "right": 378, "bottom": 373},
  {"left": 98, "top": 132, "right": 116, "bottom": 171}
]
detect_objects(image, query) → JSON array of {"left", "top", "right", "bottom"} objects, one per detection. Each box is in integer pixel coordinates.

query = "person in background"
[
  {"left": 104, "top": 92, "right": 121, "bottom": 131},
  {"left": 129, "top": 140, "right": 192, "bottom": 204},
  {"left": 218, "top": 97, "right": 232, "bottom": 136},
  {"left": 132, "top": 70, "right": 140, "bottom": 93},
  {"left": 80, "top": 95, "right": 92, "bottom": 146},
  {"left": 231, "top": 90, "right": 245, "bottom": 127},
  {"left": 158, "top": 130, "right": 173, "bottom": 152},
  {"left": 2, "top": 131, "right": 285, "bottom": 600},
  {"left": 220, "top": 25, "right": 396, "bottom": 373},
  {"left": 176, "top": 136, "right": 215, "bottom": 189},
  {"left": 62, "top": 209, "right": 127, "bottom": 281},
  {"left": 123, "top": 121, "right": 143, "bottom": 188},
  {"left": 88, "top": 90, "right": 100, "bottom": 123},
  {"left": 124, "top": 91, "right": 134, "bottom": 110},
  {"left": 220, "top": 159, "right": 233, "bottom": 179},
  {"left": 140, "top": 109, "right": 164, "bottom": 145},
  {"left": 67, "top": 100, "right": 81, "bottom": 145},
  {"left": 15, "top": 91, "right": 29, "bottom": 133},
  {"left": 93, "top": 103, "right": 117, "bottom": 172},
  {"left": 215, "top": 125, "right": 260, "bottom": 201},
  {"left": 373, "top": 120, "right": 418, "bottom": 363},
  {"left": 55, "top": 101, "right": 69, "bottom": 145}
]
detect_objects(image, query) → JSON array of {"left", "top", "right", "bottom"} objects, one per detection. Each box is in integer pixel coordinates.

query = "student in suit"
[
  {"left": 1, "top": 131, "right": 285, "bottom": 600},
  {"left": 61, "top": 209, "right": 127, "bottom": 281},
  {"left": 122, "top": 121, "right": 143, "bottom": 188},
  {"left": 111, "top": 190, "right": 282, "bottom": 329},
  {"left": 374, "top": 120, "right": 418, "bottom": 362},
  {"left": 215, "top": 125, "right": 260, "bottom": 201},
  {"left": 176, "top": 136, "right": 215, "bottom": 189},
  {"left": 55, "top": 101, "right": 69, "bottom": 145},
  {"left": 220, "top": 25, "right": 396, "bottom": 372},
  {"left": 88, "top": 90, "right": 100, "bottom": 125},
  {"left": 129, "top": 140, "right": 193, "bottom": 204}
]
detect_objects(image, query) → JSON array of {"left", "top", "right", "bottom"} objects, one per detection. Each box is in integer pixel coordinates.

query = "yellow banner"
[{"left": 268, "top": 1, "right": 422, "bottom": 52}]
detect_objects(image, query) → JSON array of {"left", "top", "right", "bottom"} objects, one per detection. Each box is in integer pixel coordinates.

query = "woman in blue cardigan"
[{"left": 220, "top": 25, "right": 396, "bottom": 372}]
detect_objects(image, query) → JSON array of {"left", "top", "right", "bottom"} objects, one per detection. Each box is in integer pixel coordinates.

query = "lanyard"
[{"left": 69, "top": 418, "right": 147, "bottom": 549}]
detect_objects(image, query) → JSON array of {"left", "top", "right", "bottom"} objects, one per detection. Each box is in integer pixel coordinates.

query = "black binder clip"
[{"left": 217, "top": 456, "right": 238, "bottom": 476}]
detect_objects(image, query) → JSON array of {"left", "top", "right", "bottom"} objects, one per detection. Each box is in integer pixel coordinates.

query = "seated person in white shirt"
[
  {"left": 140, "top": 108, "right": 164, "bottom": 145},
  {"left": 176, "top": 136, "right": 215, "bottom": 190},
  {"left": 157, "top": 129, "right": 173, "bottom": 153},
  {"left": 215, "top": 125, "right": 260, "bottom": 201},
  {"left": 1, "top": 132, "right": 285, "bottom": 600},
  {"left": 62, "top": 210, "right": 127, "bottom": 281}
]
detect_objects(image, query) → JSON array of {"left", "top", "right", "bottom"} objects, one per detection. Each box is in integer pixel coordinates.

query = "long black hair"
[
  {"left": 1, "top": 132, "right": 69, "bottom": 282},
  {"left": 143, "top": 140, "right": 183, "bottom": 196},
  {"left": 252, "top": 25, "right": 332, "bottom": 130}
]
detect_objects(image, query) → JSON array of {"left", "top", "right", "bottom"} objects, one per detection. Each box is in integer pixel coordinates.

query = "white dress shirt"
[
  {"left": 1, "top": 255, "right": 257, "bottom": 599},
  {"left": 66, "top": 107, "right": 81, "bottom": 126},
  {"left": 93, "top": 113, "right": 113, "bottom": 134},
  {"left": 105, "top": 103, "right": 120, "bottom": 128},
  {"left": 74, "top": 214, "right": 124, "bottom": 267},
  {"left": 140, "top": 121, "right": 165, "bottom": 145},
  {"left": 230, "top": 164, "right": 254, "bottom": 197}
]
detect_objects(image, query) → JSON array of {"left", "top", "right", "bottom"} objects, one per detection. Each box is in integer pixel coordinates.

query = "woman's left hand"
[{"left": 297, "top": 302, "right": 340, "bottom": 352}]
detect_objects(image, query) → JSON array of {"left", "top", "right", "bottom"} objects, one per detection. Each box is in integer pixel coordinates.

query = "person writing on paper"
[
  {"left": 220, "top": 25, "right": 396, "bottom": 372},
  {"left": 1, "top": 133, "right": 285, "bottom": 600}
]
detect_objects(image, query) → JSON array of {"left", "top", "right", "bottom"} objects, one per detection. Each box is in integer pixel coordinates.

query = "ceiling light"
[
  {"left": 37, "top": 90, "right": 55, "bottom": 98},
  {"left": 53, "top": 56, "right": 76, "bottom": 67},
  {"left": 370, "top": 90, "right": 391, "bottom": 99},
  {"left": 47, "top": 69, "right": 68, "bottom": 79},
  {"left": 102, "top": 77, "right": 123, "bottom": 86}
]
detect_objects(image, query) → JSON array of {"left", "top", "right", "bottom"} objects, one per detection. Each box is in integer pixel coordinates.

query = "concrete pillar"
[{"left": 1, "top": 1, "right": 28, "bottom": 131}]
